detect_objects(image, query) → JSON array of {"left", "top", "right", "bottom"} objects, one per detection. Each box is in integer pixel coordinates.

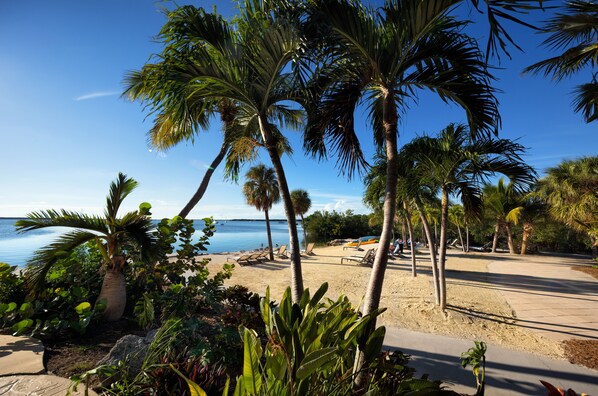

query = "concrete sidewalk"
[
  {"left": 384, "top": 328, "right": 598, "bottom": 395},
  {"left": 488, "top": 254, "right": 598, "bottom": 341}
]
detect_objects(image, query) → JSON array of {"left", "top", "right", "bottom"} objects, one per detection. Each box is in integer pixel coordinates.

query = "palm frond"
[
  {"left": 105, "top": 173, "right": 139, "bottom": 221},
  {"left": 25, "top": 230, "right": 101, "bottom": 294},
  {"left": 573, "top": 81, "right": 598, "bottom": 122},
  {"left": 15, "top": 210, "right": 108, "bottom": 235}
]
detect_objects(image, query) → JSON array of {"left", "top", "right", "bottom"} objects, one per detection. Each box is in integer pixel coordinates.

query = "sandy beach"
[{"left": 199, "top": 243, "right": 573, "bottom": 359}]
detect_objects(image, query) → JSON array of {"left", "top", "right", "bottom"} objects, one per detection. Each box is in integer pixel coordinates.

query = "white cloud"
[{"left": 74, "top": 91, "right": 119, "bottom": 101}]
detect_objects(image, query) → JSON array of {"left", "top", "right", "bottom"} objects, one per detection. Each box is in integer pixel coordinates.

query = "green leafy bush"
[{"left": 304, "top": 210, "right": 382, "bottom": 243}]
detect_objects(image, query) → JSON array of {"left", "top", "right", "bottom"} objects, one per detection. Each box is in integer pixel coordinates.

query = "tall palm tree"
[
  {"left": 483, "top": 178, "right": 526, "bottom": 254},
  {"left": 449, "top": 204, "right": 467, "bottom": 252},
  {"left": 405, "top": 124, "right": 536, "bottom": 309},
  {"left": 243, "top": 165, "right": 281, "bottom": 260},
  {"left": 524, "top": 1, "right": 598, "bottom": 123},
  {"left": 536, "top": 156, "right": 598, "bottom": 257},
  {"left": 146, "top": 2, "right": 307, "bottom": 302},
  {"left": 291, "top": 189, "right": 311, "bottom": 249},
  {"left": 306, "top": 2, "right": 500, "bottom": 351},
  {"left": 124, "top": 8, "right": 267, "bottom": 219},
  {"left": 15, "top": 173, "right": 155, "bottom": 321}
]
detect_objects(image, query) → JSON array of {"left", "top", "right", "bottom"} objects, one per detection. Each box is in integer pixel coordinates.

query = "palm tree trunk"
[
  {"left": 264, "top": 209, "right": 274, "bottom": 260},
  {"left": 178, "top": 142, "right": 229, "bottom": 218},
  {"left": 466, "top": 225, "right": 470, "bottom": 253},
  {"left": 257, "top": 115, "right": 303, "bottom": 302},
  {"left": 439, "top": 189, "right": 449, "bottom": 310},
  {"left": 403, "top": 202, "right": 416, "bottom": 277},
  {"left": 354, "top": 92, "right": 398, "bottom": 388},
  {"left": 300, "top": 214, "right": 308, "bottom": 250},
  {"left": 520, "top": 222, "right": 533, "bottom": 255},
  {"left": 415, "top": 200, "right": 440, "bottom": 305},
  {"left": 98, "top": 259, "right": 127, "bottom": 321},
  {"left": 505, "top": 223, "right": 516, "bottom": 254},
  {"left": 592, "top": 238, "right": 598, "bottom": 259},
  {"left": 456, "top": 223, "right": 465, "bottom": 252},
  {"left": 491, "top": 222, "right": 500, "bottom": 252}
]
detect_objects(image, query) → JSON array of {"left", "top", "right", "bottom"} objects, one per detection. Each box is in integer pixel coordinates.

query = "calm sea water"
[{"left": 0, "top": 218, "right": 302, "bottom": 267}]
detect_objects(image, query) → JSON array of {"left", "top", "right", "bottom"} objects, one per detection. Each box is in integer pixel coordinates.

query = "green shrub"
[{"left": 304, "top": 210, "right": 382, "bottom": 243}]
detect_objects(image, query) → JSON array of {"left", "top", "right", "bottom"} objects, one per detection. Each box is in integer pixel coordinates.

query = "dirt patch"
[
  {"left": 571, "top": 265, "right": 598, "bottom": 280},
  {"left": 562, "top": 339, "right": 598, "bottom": 371},
  {"left": 44, "top": 320, "right": 144, "bottom": 379}
]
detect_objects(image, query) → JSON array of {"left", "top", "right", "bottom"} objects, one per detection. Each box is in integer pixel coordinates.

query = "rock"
[{"left": 96, "top": 334, "right": 150, "bottom": 383}]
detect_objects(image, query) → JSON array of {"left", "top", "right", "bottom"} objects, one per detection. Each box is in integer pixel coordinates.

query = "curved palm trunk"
[
  {"left": 264, "top": 209, "right": 274, "bottom": 260},
  {"left": 520, "top": 222, "right": 533, "bottom": 255},
  {"left": 300, "top": 214, "right": 308, "bottom": 250},
  {"left": 178, "top": 142, "right": 229, "bottom": 218},
  {"left": 98, "top": 255, "right": 127, "bottom": 321},
  {"left": 505, "top": 223, "right": 516, "bottom": 254},
  {"left": 491, "top": 222, "right": 500, "bottom": 252},
  {"left": 438, "top": 189, "right": 449, "bottom": 310},
  {"left": 403, "top": 202, "right": 416, "bottom": 277},
  {"left": 456, "top": 223, "right": 465, "bottom": 252},
  {"left": 354, "top": 93, "right": 398, "bottom": 388},
  {"left": 415, "top": 200, "right": 440, "bottom": 305},
  {"left": 258, "top": 116, "right": 303, "bottom": 302}
]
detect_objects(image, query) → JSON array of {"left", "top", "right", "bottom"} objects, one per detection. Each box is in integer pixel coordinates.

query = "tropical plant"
[
  {"left": 524, "top": 0, "right": 598, "bottom": 123},
  {"left": 448, "top": 205, "right": 467, "bottom": 252},
  {"left": 304, "top": 210, "right": 381, "bottom": 243},
  {"left": 291, "top": 189, "right": 312, "bottom": 249},
  {"left": 405, "top": 124, "right": 536, "bottom": 309},
  {"left": 243, "top": 165, "right": 281, "bottom": 260},
  {"left": 536, "top": 156, "right": 598, "bottom": 257},
  {"left": 146, "top": 2, "right": 307, "bottom": 302},
  {"left": 305, "top": 7, "right": 500, "bottom": 377},
  {"left": 483, "top": 178, "right": 527, "bottom": 254},
  {"left": 505, "top": 193, "right": 547, "bottom": 255},
  {"left": 15, "top": 173, "right": 155, "bottom": 321},
  {"left": 461, "top": 341, "right": 487, "bottom": 396}
]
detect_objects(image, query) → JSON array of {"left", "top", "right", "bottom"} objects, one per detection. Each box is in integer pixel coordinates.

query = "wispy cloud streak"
[{"left": 74, "top": 91, "right": 119, "bottom": 101}]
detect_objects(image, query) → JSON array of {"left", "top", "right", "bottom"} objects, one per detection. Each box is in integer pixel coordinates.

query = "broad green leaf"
[
  {"left": 309, "top": 282, "right": 328, "bottom": 307},
  {"left": 296, "top": 347, "right": 338, "bottom": 379},
  {"left": 5, "top": 302, "right": 17, "bottom": 313},
  {"left": 169, "top": 364, "right": 207, "bottom": 396},
  {"left": 364, "top": 326, "right": 386, "bottom": 363},
  {"left": 12, "top": 319, "right": 34, "bottom": 335},
  {"left": 75, "top": 302, "right": 92, "bottom": 315},
  {"left": 242, "top": 327, "right": 262, "bottom": 394}
]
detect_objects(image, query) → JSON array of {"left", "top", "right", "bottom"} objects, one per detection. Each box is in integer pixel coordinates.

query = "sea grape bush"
[{"left": 304, "top": 210, "right": 382, "bottom": 243}]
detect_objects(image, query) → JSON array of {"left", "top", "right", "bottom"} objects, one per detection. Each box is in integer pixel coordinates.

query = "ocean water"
[{"left": 0, "top": 218, "right": 302, "bottom": 267}]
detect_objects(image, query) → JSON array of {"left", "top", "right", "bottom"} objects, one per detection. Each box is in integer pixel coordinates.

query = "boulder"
[{"left": 96, "top": 334, "right": 150, "bottom": 382}]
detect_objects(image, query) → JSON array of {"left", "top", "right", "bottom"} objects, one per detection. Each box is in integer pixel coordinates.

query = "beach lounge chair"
[
  {"left": 301, "top": 242, "right": 315, "bottom": 256},
  {"left": 276, "top": 244, "right": 288, "bottom": 259},
  {"left": 226, "top": 254, "right": 254, "bottom": 266},
  {"left": 256, "top": 251, "right": 271, "bottom": 262},
  {"left": 341, "top": 248, "right": 375, "bottom": 266},
  {"left": 469, "top": 242, "right": 492, "bottom": 252},
  {"left": 343, "top": 239, "right": 362, "bottom": 251}
]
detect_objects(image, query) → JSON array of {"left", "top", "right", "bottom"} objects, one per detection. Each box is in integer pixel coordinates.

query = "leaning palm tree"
[
  {"left": 15, "top": 173, "right": 155, "bottom": 321},
  {"left": 306, "top": 3, "right": 500, "bottom": 351},
  {"left": 405, "top": 124, "right": 536, "bottom": 309},
  {"left": 483, "top": 178, "right": 526, "bottom": 254},
  {"left": 291, "top": 189, "right": 312, "bottom": 249},
  {"left": 243, "top": 165, "right": 281, "bottom": 260},
  {"left": 124, "top": 8, "right": 264, "bottom": 219},
  {"left": 506, "top": 193, "right": 547, "bottom": 255},
  {"left": 524, "top": 1, "right": 598, "bottom": 123},
  {"left": 449, "top": 204, "right": 467, "bottom": 252},
  {"left": 536, "top": 156, "right": 598, "bottom": 257},
  {"left": 150, "top": 3, "right": 307, "bottom": 302}
]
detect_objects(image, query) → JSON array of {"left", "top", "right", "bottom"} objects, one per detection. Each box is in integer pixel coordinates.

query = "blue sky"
[{"left": 0, "top": 1, "right": 595, "bottom": 220}]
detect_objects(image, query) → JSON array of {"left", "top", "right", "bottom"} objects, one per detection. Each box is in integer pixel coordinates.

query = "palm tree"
[
  {"left": 536, "top": 156, "right": 598, "bottom": 257},
  {"left": 15, "top": 173, "right": 155, "bottom": 321},
  {"left": 483, "top": 178, "right": 526, "bottom": 254},
  {"left": 146, "top": 3, "right": 307, "bottom": 302},
  {"left": 124, "top": 8, "right": 266, "bottom": 219},
  {"left": 405, "top": 124, "right": 536, "bottom": 309},
  {"left": 306, "top": 2, "right": 500, "bottom": 348},
  {"left": 291, "top": 190, "right": 311, "bottom": 249},
  {"left": 449, "top": 204, "right": 467, "bottom": 252},
  {"left": 243, "top": 165, "right": 281, "bottom": 260},
  {"left": 506, "top": 193, "right": 547, "bottom": 255},
  {"left": 524, "top": 1, "right": 598, "bottom": 123}
]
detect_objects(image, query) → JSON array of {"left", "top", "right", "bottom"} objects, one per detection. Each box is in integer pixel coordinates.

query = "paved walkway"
[
  {"left": 384, "top": 328, "right": 598, "bottom": 395},
  {"left": 488, "top": 253, "right": 598, "bottom": 341}
]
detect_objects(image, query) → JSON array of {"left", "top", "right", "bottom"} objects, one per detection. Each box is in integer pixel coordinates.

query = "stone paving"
[{"left": 488, "top": 253, "right": 598, "bottom": 341}]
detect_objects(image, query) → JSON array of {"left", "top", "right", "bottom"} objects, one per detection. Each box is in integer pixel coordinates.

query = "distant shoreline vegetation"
[{"left": 0, "top": 217, "right": 291, "bottom": 222}]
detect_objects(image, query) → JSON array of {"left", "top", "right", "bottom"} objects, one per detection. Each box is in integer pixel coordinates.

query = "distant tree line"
[{"left": 304, "top": 210, "right": 381, "bottom": 243}]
